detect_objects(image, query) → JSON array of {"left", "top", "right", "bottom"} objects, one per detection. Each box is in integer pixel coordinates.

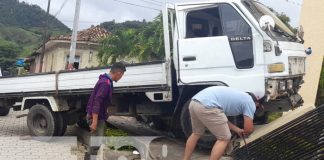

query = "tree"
[
  {"left": 133, "top": 14, "right": 165, "bottom": 62},
  {"left": 267, "top": 6, "right": 297, "bottom": 34},
  {"left": 277, "top": 12, "right": 297, "bottom": 33},
  {"left": 0, "top": 0, "right": 69, "bottom": 30},
  {"left": 100, "top": 20, "right": 148, "bottom": 34},
  {"left": 97, "top": 14, "right": 165, "bottom": 65},
  {"left": 0, "top": 41, "right": 20, "bottom": 72},
  {"left": 0, "top": 0, "right": 70, "bottom": 58},
  {"left": 277, "top": 12, "right": 291, "bottom": 27},
  {"left": 97, "top": 29, "right": 137, "bottom": 65}
]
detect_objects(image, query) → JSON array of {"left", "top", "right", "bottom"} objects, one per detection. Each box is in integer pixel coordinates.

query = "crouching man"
[{"left": 183, "top": 86, "right": 261, "bottom": 160}]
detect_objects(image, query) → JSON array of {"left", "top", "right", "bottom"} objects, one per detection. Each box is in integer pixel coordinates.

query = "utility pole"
[
  {"left": 68, "top": 0, "right": 81, "bottom": 70},
  {"left": 39, "top": 0, "right": 51, "bottom": 73}
]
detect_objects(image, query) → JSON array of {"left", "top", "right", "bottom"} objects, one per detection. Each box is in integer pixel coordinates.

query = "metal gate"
[{"left": 232, "top": 105, "right": 324, "bottom": 160}]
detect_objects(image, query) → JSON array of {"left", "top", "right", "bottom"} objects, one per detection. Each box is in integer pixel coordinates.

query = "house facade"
[{"left": 30, "top": 26, "right": 109, "bottom": 73}]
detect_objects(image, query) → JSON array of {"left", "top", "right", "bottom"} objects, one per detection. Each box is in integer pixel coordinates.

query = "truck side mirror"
[{"left": 259, "top": 15, "right": 275, "bottom": 31}]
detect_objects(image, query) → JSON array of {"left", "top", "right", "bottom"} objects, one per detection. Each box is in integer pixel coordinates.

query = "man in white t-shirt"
[{"left": 183, "top": 86, "right": 261, "bottom": 160}]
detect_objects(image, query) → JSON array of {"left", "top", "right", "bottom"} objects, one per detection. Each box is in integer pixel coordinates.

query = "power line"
[
  {"left": 58, "top": 0, "right": 163, "bottom": 26},
  {"left": 61, "top": 19, "right": 149, "bottom": 25},
  {"left": 112, "top": 0, "right": 160, "bottom": 11},
  {"left": 147, "top": 0, "right": 164, "bottom": 4},
  {"left": 60, "top": 19, "right": 102, "bottom": 24},
  {"left": 54, "top": 0, "right": 68, "bottom": 17},
  {"left": 137, "top": 0, "right": 162, "bottom": 6},
  {"left": 60, "top": 19, "right": 103, "bottom": 24}
]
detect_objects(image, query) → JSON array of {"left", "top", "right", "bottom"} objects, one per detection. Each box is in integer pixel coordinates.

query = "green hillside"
[
  {"left": 0, "top": 0, "right": 70, "bottom": 58},
  {"left": 0, "top": 25, "right": 40, "bottom": 57}
]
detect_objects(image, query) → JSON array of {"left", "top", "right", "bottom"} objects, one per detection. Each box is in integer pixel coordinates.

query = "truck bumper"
[{"left": 263, "top": 93, "right": 303, "bottom": 112}]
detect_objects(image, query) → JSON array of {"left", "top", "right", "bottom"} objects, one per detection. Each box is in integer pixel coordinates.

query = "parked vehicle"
[{"left": 0, "top": 0, "right": 306, "bottom": 147}]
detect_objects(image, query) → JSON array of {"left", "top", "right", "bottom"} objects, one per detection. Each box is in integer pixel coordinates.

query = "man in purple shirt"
[{"left": 86, "top": 62, "right": 126, "bottom": 136}]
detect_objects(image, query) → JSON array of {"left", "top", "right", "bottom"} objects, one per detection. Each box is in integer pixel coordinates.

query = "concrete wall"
[
  {"left": 31, "top": 42, "right": 101, "bottom": 73},
  {"left": 78, "top": 50, "right": 100, "bottom": 69},
  {"left": 299, "top": 0, "right": 324, "bottom": 106},
  {"left": 44, "top": 48, "right": 61, "bottom": 72},
  {"left": 32, "top": 55, "right": 41, "bottom": 73},
  {"left": 43, "top": 48, "right": 100, "bottom": 72}
]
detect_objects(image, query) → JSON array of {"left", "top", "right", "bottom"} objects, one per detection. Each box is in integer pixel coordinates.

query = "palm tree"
[
  {"left": 97, "top": 29, "right": 136, "bottom": 65},
  {"left": 133, "top": 14, "right": 165, "bottom": 62},
  {"left": 97, "top": 14, "right": 165, "bottom": 65}
]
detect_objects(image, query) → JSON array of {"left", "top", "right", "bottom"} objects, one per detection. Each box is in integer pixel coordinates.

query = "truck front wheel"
[
  {"left": 0, "top": 107, "right": 10, "bottom": 116},
  {"left": 27, "top": 104, "right": 59, "bottom": 136}
]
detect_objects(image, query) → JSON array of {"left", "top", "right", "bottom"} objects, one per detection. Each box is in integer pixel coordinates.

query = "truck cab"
[{"left": 168, "top": 0, "right": 305, "bottom": 112}]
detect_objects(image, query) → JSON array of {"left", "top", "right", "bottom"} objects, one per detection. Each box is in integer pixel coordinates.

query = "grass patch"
[
  {"left": 105, "top": 127, "right": 136, "bottom": 151},
  {"left": 268, "top": 112, "right": 283, "bottom": 123},
  {"left": 105, "top": 128, "right": 128, "bottom": 137}
]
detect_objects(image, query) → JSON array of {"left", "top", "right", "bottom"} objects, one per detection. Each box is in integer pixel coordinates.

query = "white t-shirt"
[{"left": 192, "top": 86, "right": 256, "bottom": 119}]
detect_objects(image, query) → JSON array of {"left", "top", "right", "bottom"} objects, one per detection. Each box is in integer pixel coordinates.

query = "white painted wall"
[{"left": 299, "top": 0, "right": 324, "bottom": 106}]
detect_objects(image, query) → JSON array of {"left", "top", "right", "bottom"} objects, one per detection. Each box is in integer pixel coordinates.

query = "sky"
[{"left": 19, "top": 0, "right": 303, "bottom": 30}]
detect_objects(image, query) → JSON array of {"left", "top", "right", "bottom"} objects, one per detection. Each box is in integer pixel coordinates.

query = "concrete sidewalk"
[
  {"left": 107, "top": 116, "right": 233, "bottom": 160},
  {"left": 0, "top": 109, "right": 85, "bottom": 160}
]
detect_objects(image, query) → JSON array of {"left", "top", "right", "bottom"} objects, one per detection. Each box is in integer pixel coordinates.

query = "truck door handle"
[{"left": 183, "top": 56, "right": 196, "bottom": 61}]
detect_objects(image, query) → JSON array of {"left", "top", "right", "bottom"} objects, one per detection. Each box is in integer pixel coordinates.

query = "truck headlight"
[{"left": 268, "top": 63, "right": 285, "bottom": 73}]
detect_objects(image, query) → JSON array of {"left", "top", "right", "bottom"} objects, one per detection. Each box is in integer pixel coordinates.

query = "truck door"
[{"left": 175, "top": 3, "right": 265, "bottom": 94}]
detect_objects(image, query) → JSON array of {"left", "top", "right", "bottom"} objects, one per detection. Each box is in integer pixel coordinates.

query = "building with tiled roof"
[
  {"left": 49, "top": 26, "right": 110, "bottom": 43},
  {"left": 30, "top": 26, "right": 110, "bottom": 73}
]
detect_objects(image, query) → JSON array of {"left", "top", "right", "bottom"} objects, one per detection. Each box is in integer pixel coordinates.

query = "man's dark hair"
[
  {"left": 247, "top": 92, "right": 258, "bottom": 102},
  {"left": 110, "top": 62, "right": 126, "bottom": 73}
]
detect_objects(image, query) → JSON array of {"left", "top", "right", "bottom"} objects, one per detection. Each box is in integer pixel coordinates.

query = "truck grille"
[{"left": 289, "top": 57, "right": 306, "bottom": 75}]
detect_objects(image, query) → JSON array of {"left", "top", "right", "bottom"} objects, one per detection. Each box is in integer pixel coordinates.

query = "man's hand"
[
  {"left": 89, "top": 122, "right": 97, "bottom": 133},
  {"left": 89, "top": 113, "right": 99, "bottom": 133},
  {"left": 228, "top": 121, "right": 247, "bottom": 137},
  {"left": 234, "top": 128, "right": 245, "bottom": 137}
]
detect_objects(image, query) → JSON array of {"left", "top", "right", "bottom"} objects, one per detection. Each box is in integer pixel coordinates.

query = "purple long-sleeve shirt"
[{"left": 86, "top": 73, "right": 113, "bottom": 120}]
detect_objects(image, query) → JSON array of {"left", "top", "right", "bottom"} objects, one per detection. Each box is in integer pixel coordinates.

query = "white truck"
[{"left": 0, "top": 0, "right": 306, "bottom": 146}]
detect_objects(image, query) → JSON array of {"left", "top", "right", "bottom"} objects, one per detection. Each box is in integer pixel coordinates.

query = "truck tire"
[
  {"left": 0, "top": 107, "right": 10, "bottom": 116},
  {"left": 150, "top": 116, "right": 168, "bottom": 130},
  {"left": 27, "top": 104, "right": 58, "bottom": 136},
  {"left": 180, "top": 100, "right": 216, "bottom": 149},
  {"left": 56, "top": 112, "right": 67, "bottom": 136}
]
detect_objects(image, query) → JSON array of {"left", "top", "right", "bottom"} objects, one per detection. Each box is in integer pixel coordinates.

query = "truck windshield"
[{"left": 242, "top": 0, "right": 297, "bottom": 42}]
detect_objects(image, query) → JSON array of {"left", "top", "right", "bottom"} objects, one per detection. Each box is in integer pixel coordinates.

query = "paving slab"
[
  {"left": 106, "top": 116, "right": 232, "bottom": 160},
  {"left": 0, "top": 109, "right": 85, "bottom": 160}
]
